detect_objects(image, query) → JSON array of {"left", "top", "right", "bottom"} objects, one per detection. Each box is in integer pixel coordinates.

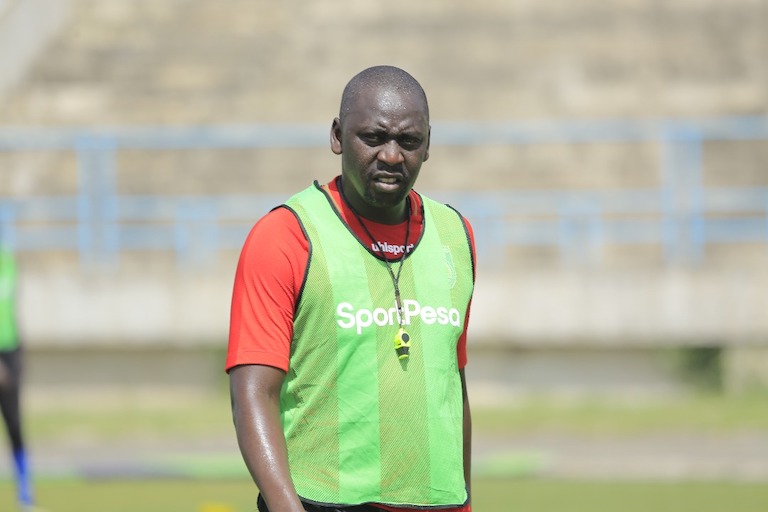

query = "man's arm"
[
  {"left": 230, "top": 364, "right": 306, "bottom": 512},
  {"left": 459, "top": 368, "right": 472, "bottom": 500}
]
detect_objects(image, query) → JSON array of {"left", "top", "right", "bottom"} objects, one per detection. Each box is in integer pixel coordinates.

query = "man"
[
  {"left": 0, "top": 242, "right": 34, "bottom": 510},
  {"left": 227, "top": 65, "right": 475, "bottom": 512}
]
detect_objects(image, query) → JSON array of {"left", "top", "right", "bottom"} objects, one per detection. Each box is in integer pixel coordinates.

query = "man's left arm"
[{"left": 460, "top": 368, "right": 471, "bottom": 501}]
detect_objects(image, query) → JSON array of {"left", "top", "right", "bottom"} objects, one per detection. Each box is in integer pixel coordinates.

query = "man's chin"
[{"left": 366, "top": 190, "right": 407, "bottom": 210}]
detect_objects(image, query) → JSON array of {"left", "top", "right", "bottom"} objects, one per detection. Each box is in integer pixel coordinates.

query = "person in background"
[
  {"left": 227, "top": 65, "right": 475, "bottom": 512},
  {"left": 0, "top": 237, "right": 35, "bottom": 510}
]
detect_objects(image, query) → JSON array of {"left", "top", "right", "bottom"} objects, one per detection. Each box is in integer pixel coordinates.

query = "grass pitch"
[
  {"left": 2, "top": 478, "right": 767, "bottom": 512},
  {"left": 1, "top": 390, "right": 764, "bottom": 512}
]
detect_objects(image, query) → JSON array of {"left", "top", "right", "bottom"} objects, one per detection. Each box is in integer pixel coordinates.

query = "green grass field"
[
  {"left": 2, "top": 478, "right": 767, "bottom": 512},
  {"left": 23, "top": 391, "right": 768, "bottom": 443},
  {"left": 1, "top": 391, "right": 765, "bottom": 512}
]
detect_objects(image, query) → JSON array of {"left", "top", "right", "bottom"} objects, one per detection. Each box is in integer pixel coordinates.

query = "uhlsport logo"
[
  {"left": 370, "top": 241, "right": 414, "bottom": 257},
  {"left": 337, "top": 299, "right": 461, "bottom": 335}
]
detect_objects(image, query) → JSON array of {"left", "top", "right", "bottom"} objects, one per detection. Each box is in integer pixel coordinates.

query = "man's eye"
[
  {"left": 400, "top": 137, "right": 422, "bottom": 150},
  {"left": 361, "top": 134, "right": 383, "bottom": 145}
]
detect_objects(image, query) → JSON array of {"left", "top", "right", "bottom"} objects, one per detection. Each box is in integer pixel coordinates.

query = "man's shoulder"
[
  {"left": 256, "top": 204, "right": 301, "bottom": 227},
  {"left": 419, "top": 193, "right": 469, "bottom": 222},
  {"left": 245, "top": 206, "right": 305, "bottom": 248}
]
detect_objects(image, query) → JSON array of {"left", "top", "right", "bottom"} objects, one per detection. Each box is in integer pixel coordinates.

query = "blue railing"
[{"left": 1, "top": 116, "right": 768, "bottom": 269}]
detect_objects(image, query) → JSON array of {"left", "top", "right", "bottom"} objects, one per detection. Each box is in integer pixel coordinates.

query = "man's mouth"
[
  {"left": 372, "top": 170, "right": 404, "bottom": 184},
  {"left": 371, "top": 174, "right": 403, "bottom": 193}
]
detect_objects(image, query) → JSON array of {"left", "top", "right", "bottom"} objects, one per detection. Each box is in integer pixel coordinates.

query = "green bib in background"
[{"left": 0, "top": 250, "right": 19, "bottom": 351}]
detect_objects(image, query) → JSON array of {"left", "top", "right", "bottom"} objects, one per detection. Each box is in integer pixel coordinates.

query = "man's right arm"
[
  {"left": 230, "top": 364, "right": 306, "bottom": 512},
  {"left": 226, "top": 207, "right": 309, "bottom": 510}
]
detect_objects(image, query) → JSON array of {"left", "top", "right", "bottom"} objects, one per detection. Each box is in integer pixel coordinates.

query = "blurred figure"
[{"left": 0, "top": 241, "right": 34, "bottom": 510}]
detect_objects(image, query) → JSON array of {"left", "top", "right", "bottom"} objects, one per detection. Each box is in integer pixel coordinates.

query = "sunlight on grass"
[
  {"left": 471, "top": 393, "right": 768, "bottom": 436},
  {"left": 25, "top": 390, "right": 233, "bottom": 444},
  {"left": 23, "top": 390, "right": 768, "bottom": 444}
]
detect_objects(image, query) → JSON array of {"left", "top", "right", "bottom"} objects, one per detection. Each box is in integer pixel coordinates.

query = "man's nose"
[{"left": 377, "top": 140, "right": 404, "bottom": 165}]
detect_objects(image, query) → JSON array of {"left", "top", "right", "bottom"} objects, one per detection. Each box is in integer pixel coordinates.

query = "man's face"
[{"left": 331, "top": 87, "right": 430, "bottom": 223}]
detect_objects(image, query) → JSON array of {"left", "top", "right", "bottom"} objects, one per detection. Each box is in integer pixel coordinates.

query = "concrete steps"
[
  {"left": 2, "top": 0, "right": 765, "bottom": 124},
  {"left": 1, "top": 0, "right": 766, "bottom": 199}
]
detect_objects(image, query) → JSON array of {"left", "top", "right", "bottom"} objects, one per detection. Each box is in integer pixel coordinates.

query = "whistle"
[{"left": 393, "top": 327, "right": 411, "bottom": 360}]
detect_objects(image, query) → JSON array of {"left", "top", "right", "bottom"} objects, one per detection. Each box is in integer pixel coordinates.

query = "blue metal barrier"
[{"left": 1, "top": 117, "right": 767, "bottom": 269}]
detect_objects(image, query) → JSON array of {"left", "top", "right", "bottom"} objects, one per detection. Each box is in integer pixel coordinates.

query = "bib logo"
[
  {"left": 370, "top": 241, "right": 414, "bottom": 257},
  {"left": 337, "top": 300, "right": 461, "bottom": 335}
]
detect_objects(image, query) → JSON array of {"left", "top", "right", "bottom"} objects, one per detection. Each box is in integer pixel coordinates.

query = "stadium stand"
[{"left": 1, "top": 0, "right": 768, "bottom": 394}]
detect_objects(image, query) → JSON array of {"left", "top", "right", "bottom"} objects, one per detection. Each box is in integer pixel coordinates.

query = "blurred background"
[{"left": 1, "top": 0, "right": 767, "bottom": 510}]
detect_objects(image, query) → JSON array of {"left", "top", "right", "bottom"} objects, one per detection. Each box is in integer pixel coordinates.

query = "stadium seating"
[{"left": 1, "top": 1, "right": 767, "bottom": 395}]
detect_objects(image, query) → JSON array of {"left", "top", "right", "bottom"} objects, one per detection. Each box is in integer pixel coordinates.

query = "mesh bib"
[{"left": 281, "top": 183, "right": 473, "bottom": 508}]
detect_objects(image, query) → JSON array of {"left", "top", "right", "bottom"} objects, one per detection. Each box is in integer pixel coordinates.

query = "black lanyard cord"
[{"left": 338, "top": 180, "right": 412, "bottom": 327}]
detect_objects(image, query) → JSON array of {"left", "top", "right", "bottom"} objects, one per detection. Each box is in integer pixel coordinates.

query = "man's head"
[{"left": 331, "top": 66, "right": 431, "bottom": 224}]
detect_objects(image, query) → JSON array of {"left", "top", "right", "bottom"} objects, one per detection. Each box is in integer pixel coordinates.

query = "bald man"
[{"left": 227, "top": 66, "right": 476, "bottom": 512}]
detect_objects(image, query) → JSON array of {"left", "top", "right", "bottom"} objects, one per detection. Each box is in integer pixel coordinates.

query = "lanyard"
[{"left": 339, "top": 181, "right": 414, "bottom": 360}]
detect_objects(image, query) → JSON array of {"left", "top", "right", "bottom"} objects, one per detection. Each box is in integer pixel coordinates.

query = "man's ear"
[
  {"left": 330, "top": 118, "right": 343, "bottom": 155},
  {"left": 423, "top": 126, "right": 431, "bottom": 162}
]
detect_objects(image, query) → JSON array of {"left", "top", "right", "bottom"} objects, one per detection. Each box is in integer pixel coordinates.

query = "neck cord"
[{"left": 338, "top": 180, "right": 412, "bottom": 327}]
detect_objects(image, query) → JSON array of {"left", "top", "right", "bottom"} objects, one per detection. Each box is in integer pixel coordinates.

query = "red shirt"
[{"left": 227, "top": 177, "right": 474, "bottom": 512}]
